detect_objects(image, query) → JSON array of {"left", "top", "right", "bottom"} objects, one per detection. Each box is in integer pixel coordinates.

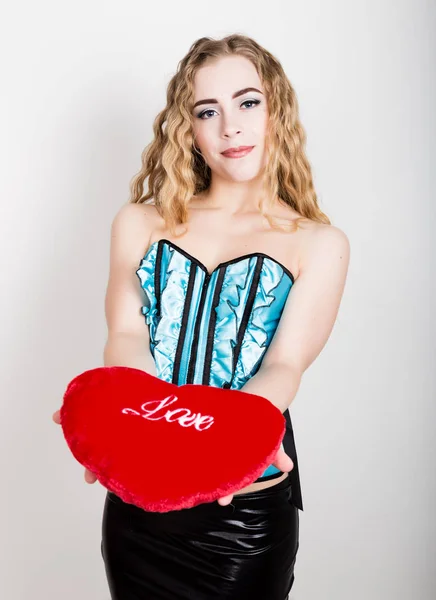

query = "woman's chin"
[{"left": 220, "top": 166, "right": 264, "bottom": 184}]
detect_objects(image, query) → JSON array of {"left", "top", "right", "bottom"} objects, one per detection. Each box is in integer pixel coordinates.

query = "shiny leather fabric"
[
  {"left": 135, "top": 238, "right": 303, "bottom": 501},
  {"left": 101, "top": 475, "right": 299, "bottom": 600}
]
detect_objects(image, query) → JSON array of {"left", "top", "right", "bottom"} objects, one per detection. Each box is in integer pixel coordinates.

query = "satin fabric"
[
  {"left": 101, "top": 475, "right": 299, "bottom": 600},
  {"left": 135, "top": 239, "right": 295, "bottom": 481},
  {"left": 136, "top": 239, "right": 294, "bottom": 391}
]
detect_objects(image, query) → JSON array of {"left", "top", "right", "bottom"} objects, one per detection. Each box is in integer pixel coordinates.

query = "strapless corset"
[{"left": 136, "top": 239, "right": 303, "bottom": 510}]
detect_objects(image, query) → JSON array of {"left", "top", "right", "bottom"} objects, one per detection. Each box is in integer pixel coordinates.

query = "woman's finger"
[
  {"left": 217, "top": 494, "right": 233, "bottom": 506},
  {"left": 52, "top": 410, "right": 61, "bottom": 424},
  {"left": 84, "top": 469, "right": 98, "bottom": 484},
  {"left": 272, "top": 448, "right": 294, "bottom": 472}
]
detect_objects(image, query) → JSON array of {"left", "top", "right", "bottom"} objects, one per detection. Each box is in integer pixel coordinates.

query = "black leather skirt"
[{"left": 101, "top": 475, "right": 299, "bottom": 600}]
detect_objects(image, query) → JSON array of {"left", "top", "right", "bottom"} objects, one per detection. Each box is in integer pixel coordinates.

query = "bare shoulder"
[
  {"left": 104, "top": 201, "right": 163, "bottom": 339},
  {"left": 111, "top": 201, "right": 161, "bottom": 238},
  {"left": 109, "top": 201, "right": 166, "bottom": 259},
  {"left": 298, "top": 221, "right": 350, "bottom": 272}
]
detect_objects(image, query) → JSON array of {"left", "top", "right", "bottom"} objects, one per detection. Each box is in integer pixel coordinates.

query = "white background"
[{"left": 1, "top": 1, "right": 434, "bottom": 598}]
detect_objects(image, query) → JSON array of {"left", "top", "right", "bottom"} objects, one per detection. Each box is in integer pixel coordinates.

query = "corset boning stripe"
[
  {"left": 202, "top": 267, "right": 226, "bottom": 386},
  {"left": 186, "top": 268, "right": 211, "bottom": 384},
  {"left": 172, "top": 262, "right": 196, "bottom": 385},
  {"left": 192, "top": 271, "right": 220, "bottom": 385},
  {"left": 228, "top": 256, "right": 264, "bottom": 388},
  {"left": 154, "top": 240, "right": 163, "bottom": 317},
  {"left": 176, "top": 266, "right": 204, "bottom": 385}
]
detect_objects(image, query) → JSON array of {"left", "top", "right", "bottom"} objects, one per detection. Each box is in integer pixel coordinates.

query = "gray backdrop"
[{"left": 1, "top": 1, "right": 434, "bottom": 598}]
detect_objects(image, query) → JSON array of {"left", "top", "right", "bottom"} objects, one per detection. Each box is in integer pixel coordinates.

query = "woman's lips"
[{"left": 221, "top": 146, "right": 254, "bottom": 158}]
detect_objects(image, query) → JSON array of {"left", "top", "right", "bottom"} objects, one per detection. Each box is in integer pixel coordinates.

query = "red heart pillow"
[{"left": 60, "top": 366, "right": 285, "bottom": 512}]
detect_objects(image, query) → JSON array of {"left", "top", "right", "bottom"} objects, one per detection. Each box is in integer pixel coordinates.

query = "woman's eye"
[
  {"left": 197, "top": 99, "right": 260, "bottom": 120},
  {"left": 198, "top": 109, "right": 217, "bottom": 120},
  {"left": 241, "top": 99, "right": 261, "bottom": 109}
]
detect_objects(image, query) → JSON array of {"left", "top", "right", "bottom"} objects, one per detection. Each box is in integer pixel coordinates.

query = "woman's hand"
[
  {"left": 52, "top": 409, "right": 98, "bottom": 484},
  {"left": 53, "top": 408, "right": 293, "bottom": 504},
  {"left": 217, "top": 447, "right": 294, "bottom": 507}
]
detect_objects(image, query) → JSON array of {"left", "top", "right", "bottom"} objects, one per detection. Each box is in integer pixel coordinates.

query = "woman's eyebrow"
[{"left": 193, "top": 87, "right": 263, "bottom": 109}]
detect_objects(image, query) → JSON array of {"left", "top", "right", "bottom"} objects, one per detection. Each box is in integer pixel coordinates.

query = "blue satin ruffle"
[{"left": 136, "top": 239, "right": 294, "bottom": 480}]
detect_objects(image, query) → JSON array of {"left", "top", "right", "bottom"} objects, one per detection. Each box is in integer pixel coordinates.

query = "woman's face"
[{"left": 191, "top": 55, "right": 269, "bottom": 183}]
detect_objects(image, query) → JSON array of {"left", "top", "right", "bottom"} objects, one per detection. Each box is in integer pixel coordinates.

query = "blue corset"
[{"left": 136, "top": 238, "right": 303, "bottom": 510}]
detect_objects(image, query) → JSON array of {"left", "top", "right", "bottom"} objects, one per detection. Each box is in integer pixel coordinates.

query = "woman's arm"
[
  {"left": 103, "top": 202, "right": 157, "bottom": 377},
  {"left": 240, "top": 225, "right": 350, "bottom": 412}
]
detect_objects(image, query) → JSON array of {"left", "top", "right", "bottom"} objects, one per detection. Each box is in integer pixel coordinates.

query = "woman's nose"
[
  {"left": 221, "top": 113, "right": 242, "bottom": 139},
  {"left": 222, "top": 126, "right": 242, "bottom": 139}
]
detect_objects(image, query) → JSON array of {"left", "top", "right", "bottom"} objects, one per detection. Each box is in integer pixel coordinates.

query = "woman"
[{"left": 53, "top": 34, "right": 349, "bottom": 599}]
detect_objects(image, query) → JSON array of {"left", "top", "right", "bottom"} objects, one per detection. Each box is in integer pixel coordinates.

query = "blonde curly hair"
[{"left": 129, "top": 33, "right": 330, "bottom": 236}]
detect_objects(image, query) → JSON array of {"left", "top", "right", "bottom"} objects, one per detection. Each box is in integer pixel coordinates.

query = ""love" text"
[{"left": 121, "top": 395, "right": 214, "bottom": 432}]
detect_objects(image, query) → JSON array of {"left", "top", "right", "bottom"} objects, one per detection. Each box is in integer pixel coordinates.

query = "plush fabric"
[{"left": 60, "top": 366, "right": 285, "bottom": 513}]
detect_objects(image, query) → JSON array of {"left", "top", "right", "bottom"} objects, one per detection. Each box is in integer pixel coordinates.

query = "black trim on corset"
[
  {"left": 156, "top": 238, "right": 295, "bottom": 283},
  {"left": 172, "top": 263, "right": 197, "bottom": 385},
  {"left": 202, "top": 268, "right": 225, "bottom": 386},
  {"left": 228, "top": 256, "right": 264, "bottom": 388},
  {"left": 186, "top": 269, "right": 211, "bottom": 384},
  {"left": 155, "top": 241, "right": 163, "bottom": 317},
  {"left": 257, "top": 471, "right": 285, "bottom": 482}
]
